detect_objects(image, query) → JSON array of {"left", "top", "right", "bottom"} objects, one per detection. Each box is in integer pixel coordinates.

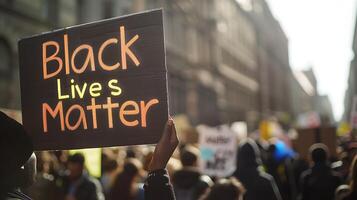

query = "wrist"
[
  {"left": 148, "top": 162, "right": 165, "bottom": 172},
  {"left": 148, "top": 168, "right": 167, "bottom": 175}
]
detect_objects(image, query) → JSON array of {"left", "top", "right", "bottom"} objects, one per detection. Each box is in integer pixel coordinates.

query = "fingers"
[
  {"left": 161, "top": 118, "right": 172, "bottom": 140},
  {"left": 167, "top": 118, "right": 174, "bottom": 137},
  {"left": 170, "top": 121, "right": 178, "bottom": 145}
]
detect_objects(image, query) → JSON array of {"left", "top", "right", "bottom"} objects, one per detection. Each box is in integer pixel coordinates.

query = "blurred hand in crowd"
[{"left": 149, "top": 117, "right": 179, "bottom": 171}]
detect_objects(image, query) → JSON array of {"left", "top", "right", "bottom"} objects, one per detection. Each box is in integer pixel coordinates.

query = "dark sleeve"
[
  {"left": 299, "top": 172, "right": 309, "bottom": 200},
  {"left": 269, "top": 178, "right": 282, "bottom": 200},
  {"left": 144, "top": 169, "right": 176, "bottom": 200}
]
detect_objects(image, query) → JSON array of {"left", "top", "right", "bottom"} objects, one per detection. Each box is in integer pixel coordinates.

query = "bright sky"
[{"left": 266, "top": 0, "right": 357, "bottom": 121}]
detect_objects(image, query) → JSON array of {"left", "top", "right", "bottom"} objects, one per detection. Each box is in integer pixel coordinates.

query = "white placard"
[{"left": 198, "top": 125, "right": 237, "bottom": 177}]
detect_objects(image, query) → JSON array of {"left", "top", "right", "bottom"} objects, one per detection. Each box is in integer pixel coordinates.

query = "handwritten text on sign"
[
  {"left": 18, "top": 10, "right": 168, "bottom": 150},
  {"left": 198, "top": 125, "right": 237, "bottom": 178}
]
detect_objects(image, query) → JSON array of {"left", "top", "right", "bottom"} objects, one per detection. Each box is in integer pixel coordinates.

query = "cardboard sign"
[
  {"left": 198, "top": 125, "right": 237, "bottom": 177},
  {"left": 293, "top": 127, "right": 337, "bottom": 160},
  {"left": 18, "top": 9, "right": 168, "bottom": 150}
]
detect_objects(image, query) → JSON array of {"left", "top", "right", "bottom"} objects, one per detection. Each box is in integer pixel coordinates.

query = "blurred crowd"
[
  {"left": 2, "top": 109, "right": 357, "bottom": 200},
  {"left": 16, "top": 131, "right": 357, "bottom": 200}
]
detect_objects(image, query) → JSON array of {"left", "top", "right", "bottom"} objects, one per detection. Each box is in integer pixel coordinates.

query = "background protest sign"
[
  {"left": 18, "top": 9, "right": 168, "bottom": 150},
  {"left": 198, "top": 125, "right": 237, "bottom": 178},
  {"left": 293, "top": 127, "right": 337, "bottom": 160}
]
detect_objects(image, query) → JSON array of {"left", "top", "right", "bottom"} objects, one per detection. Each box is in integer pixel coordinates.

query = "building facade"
[
  {"left": 291, "top": 68, "right": 334, "bottom": 127},
  {"left": 249, "top": 0, "right": 292, "bottom": 122},
  {"left": 0, "top": 0, "right": 294, "bottom": 130},
  {"left": 344, "top": 10, "right": 357, "bottom": 124},
  {"left": 0, "top": 0, "right": 77, "bottom": 109}
]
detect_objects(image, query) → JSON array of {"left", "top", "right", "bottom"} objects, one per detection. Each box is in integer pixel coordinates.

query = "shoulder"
[
  {"left": 259, "top": 171, "right": 274, "bottom": 183},
  {"left": 335, "top": 184, "right": 350, "bottom": 200},
  {"left": 5, "top": 191, "right": 32, "bottom": 200},
  {"left": 257, "top": 171, "right": 279, "bottom": 188},
  {"left": 199, "top": 175, "right": 213, "bottom": 187},
  {"left": 81, "top": 176, "right": 101, "bottom": 189},
  {"left": 300, "top": 169, "right": 312, "bottom": 180}
]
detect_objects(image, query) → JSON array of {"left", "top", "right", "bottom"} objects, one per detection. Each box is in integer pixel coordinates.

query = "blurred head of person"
[
  {"left": 309, "top": 143, "right": 329, "bottom": 164},
  {"left": 167, "top": 157, "right": 182, "bottom": 178},
  {"left": 67, "top": 153, "right": 85, "bottom": 180},
  {"left": 236, "top": 138, "right": 262, "bottom": 171},
  {"left": 126, "top": 148, "right": 137, "bottom": 158},
  {"left": 0, "top": 112, "right": 35, "bottom": 195},
  {"left": 103, "top": 159, "right": 118, "bottom": 174},
  {"left": 36, "top": 151, "right": 59, "bottom": 175},
  {"left": 199, "top": 178, "right": 245, "bottom": 200},
  {"left": 110, "top": 158, "right": 143, "bottom": 200},
  {"left": 180, "top": 145, "right": 199, "bottom": 167}
]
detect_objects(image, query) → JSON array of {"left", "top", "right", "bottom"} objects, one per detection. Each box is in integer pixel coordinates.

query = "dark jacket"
[
  {"left": 300, "top": 163, "right": 341, "bottom": 200},
  {"left": 2, "top": 190, "right": 32, "bottom": 200},
  {"left": 233, "top": 139, "right": 282, "bottom": 200},
  {"left": 172, "top": 168, "right": 212, "bottom": 200},
  {"left": 57, "top": 174, "right": 104, "bottom": 200},
  {"left": 343, "top": 191, "right": 357, "bottom": 200},
  {"left": 144, "top": 169, "right": 175, "bottom": 200}
]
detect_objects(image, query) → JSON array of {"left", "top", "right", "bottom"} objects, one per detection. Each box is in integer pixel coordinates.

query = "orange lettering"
[
  {"left": 64, "top": 34, "right": 70, "bottom": 74},
  {"left": 42, "top": 101, "right": 65, "bottom": 132},
  {"left": 120, "top": 100, "right": 139, "bottom": 126},
  {"left": 65, "top": 104, "right": 88, "bottom": 131},
  {"left": 86, "top": 98, "right": 101, "bottom": 129},
  {"left": 120, "top": 26, "right": 140, "bottom": 69},
  {"left": 71, "top": 44, "right": 95, "bottom": 74},
  {"left": 98, "top": 38, "right": 120, "bottom": 71},
  {"left": 42, "top": 41, "right": 63, "bottom": 79},
  {"left": 140, "top": 99, "right": 159, "bottom": 127},
  {"left": 103, "top": 97, "right": 119, "bottom": 128}
]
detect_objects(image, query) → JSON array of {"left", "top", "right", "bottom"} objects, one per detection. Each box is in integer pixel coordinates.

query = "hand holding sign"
[{"left": 149, "top": 118, "right": 179, "bottom": 171}]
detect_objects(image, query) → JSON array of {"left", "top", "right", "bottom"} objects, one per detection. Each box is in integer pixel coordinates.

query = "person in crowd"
[
  {"left": 56, "top": 153, "right": 104, "bottom": 200},
  {"left": 337, "top": 152, "right": 351, "bottom": 183},
  {"left": 109, "top": 158, "right": 145, "bottom": 200},
  {"left": 335, "top": 155, "right": 357, "bottom": 200},
  {"left": 265, "top": 141, "right": 297, "bottom": 200},
  {"left": 233, "top": 138, "right": 282, "bottom": 200},
  {"left": 199, "top": 178, "right": 245, "bottom": 200},
  {"left": 172, "top": 145, "right": 213, "bottom": 200},
  {"left": 1, "top": 110, "right": 178, "bottom": 200},
  {"left": 291, "top": 154, "right": 309, "bottom": 196},
  {"left": 299, "top": 143, "right": 341, "bottom": 200},
  {"left": 101, "top": 158, "right": 118, "bottom": 199},
  {"left": 0, "top": 111, "right": 35, "bottom": 200}
]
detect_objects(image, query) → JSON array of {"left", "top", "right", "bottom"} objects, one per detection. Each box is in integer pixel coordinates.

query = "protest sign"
[
  {"left": 293, "top": 127, "right": 337, "bottom": 160},
  {"left": 198, "top": 125, "right": 237, "bottom": 177},
  {"left": 18, "top": 9, "right": 168, "bottom": 150}
]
